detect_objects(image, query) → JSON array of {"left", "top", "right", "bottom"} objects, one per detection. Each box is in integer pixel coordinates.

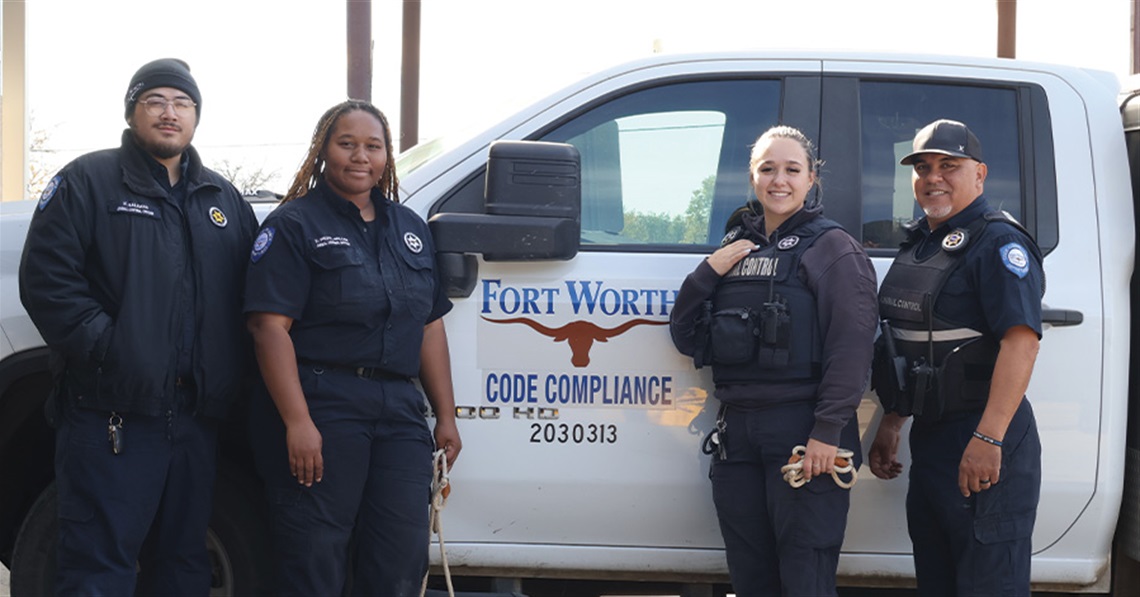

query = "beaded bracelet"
[{"left": 972, "top": 430, "right": 1003, "bottom": 447}]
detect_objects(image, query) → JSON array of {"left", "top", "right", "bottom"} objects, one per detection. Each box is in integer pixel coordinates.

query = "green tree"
[
  {"left": 680, "top": 174, "right": 715, "bottom": 244},
  {"left": 619, "top": 173, "right": 717, "bottom": 245}
]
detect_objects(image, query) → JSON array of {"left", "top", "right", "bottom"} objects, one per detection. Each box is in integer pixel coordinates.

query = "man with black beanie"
[{"left": 19, "top": 58, "right": 258, "bottom": 595}]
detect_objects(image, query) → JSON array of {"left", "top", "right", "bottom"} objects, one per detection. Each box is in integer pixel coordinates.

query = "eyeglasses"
[{"left": 139, "top": 97, "right": 196, "bottom": 117}]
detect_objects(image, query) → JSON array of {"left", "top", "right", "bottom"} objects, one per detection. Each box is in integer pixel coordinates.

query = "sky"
[{"left": 10, "top": 0, "right": 1136, "bottom": 197}]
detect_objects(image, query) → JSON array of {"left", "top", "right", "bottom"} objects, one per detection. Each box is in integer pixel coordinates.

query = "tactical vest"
[
  {"left": 873, "top": 210, "right": 1040, "bottom": 420},
  {"left": 697, "top": 217, "right": 841, "bottom": 385}
]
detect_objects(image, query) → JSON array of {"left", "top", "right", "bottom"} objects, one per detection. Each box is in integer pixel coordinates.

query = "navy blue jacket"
[{"left": 19, "top": 130, "right": 258, "bottom": 418}]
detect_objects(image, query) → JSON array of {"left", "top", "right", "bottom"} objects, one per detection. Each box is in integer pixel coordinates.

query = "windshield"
[{"left": 395, "top": 136, "right": 450, "bottom": 179}]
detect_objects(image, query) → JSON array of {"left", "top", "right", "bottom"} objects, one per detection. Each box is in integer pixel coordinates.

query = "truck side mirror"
[{"left": 429, "top": 141, "right": 581, "bottom": 297}]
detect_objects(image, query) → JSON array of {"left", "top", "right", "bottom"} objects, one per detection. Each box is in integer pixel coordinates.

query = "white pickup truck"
[{"left": 1, "top": 51, "right": 1138, "bottom": 596}]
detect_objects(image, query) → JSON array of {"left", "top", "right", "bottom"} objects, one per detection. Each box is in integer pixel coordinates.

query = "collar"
[
  {"left": 140, "top": 147, "right": 189, "bottom": 190},
  {"left": 746, "top": 204, "right": 822, "bottom": 244},
  {"left": 314, "top": 179, "right": 391, "bottom": 225},
  {"left": 119, "top": 130, "right": 204, "bottom": 196},
  {"left": 909, "top": 196, "right": 989, "bottom": 243}
]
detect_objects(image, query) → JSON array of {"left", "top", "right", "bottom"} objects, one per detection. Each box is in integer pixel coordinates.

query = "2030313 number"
[{"left": 529, "top": 423, "right": 617, "bottom": 444}]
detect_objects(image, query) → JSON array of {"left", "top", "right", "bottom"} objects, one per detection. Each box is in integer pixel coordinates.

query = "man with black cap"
[
  {"left": 867, "top": 119, "right": 1044, "bottom": 595},
  {"left": 19, "top": 58, "right": 257, "bottom": 595}
]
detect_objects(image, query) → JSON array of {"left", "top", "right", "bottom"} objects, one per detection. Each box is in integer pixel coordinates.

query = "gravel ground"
[{"left": 1, "top": 565, "right": 9, "bottom": 597}]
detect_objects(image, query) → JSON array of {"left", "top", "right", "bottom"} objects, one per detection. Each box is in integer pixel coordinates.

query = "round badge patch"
[
  {"left": 777, "top": 236, "right": 800, "bottom": 250},
  {"left": 404, "top": 232, "right": 423, "bottom": 254},
  {"left": 721, "top": 227, "right": 741, "bottom": 246},
  {"left": 38, "top": 175, "right": 61, "bottom": 211},
  {"left": 942, "top": 228, "right": 969, "bottom": 252},
  {"left": 250, "top": 227, "right": 275, "bottom": 263},
  {"left": 208, "top": 206, "right": 228, "bottom": 228},
  {"left": 1000, "top": 242, "right": 1030, "bottom": 279}
]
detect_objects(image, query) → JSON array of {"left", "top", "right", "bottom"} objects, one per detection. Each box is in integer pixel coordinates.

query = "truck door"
[
  {"left": 424, "top": 71, "right": 825, "bottom": 571},
  {"left": 818, "top": 63, "right": 1111, "bottom": 576}
]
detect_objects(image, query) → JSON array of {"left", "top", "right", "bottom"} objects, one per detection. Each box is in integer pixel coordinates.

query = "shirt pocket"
[
  {"left": 394, "top": 247, "right": 435, "bottom": 321},
  {"left": 309, "top": 246, "right": 377, "bottom": 309}
]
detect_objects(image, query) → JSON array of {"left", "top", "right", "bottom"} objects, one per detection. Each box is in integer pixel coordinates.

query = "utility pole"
[
  {"left": 347, "top": 0, "right": 372, "bottom": 101},
  {"left": 400, "top": 0, "right": 422, "bottom": 151},
  {"left": 2, "top": 0, "right": 27, "bottom": 202},
  {"left": 997, "top": 0, "right": 1016, "bottom": 58},
  {"left": 1133, "top": 0, "right": 1139, "bottom": 73}
]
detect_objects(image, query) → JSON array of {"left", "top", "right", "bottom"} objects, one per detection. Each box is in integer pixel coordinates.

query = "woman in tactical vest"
[{"left": 670, "top": 126, "right": 879, "bottom": 597}]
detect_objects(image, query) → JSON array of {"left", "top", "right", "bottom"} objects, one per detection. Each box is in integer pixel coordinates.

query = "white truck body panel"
[{"left": 1, "top": 51, "right": 1135, "bottom": 592}]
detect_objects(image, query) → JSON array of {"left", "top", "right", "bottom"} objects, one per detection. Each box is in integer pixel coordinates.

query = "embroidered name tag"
[{"left": 113, "top": 200, "right": 159, "bottom": 218}]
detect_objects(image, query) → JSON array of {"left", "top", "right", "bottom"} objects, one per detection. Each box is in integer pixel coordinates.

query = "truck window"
[
  {"left": 540, "top": 79, "right": 782, "bottom": 248},
  {"left": 859, "top": 81, "right": 1022, "bottom": 249}
]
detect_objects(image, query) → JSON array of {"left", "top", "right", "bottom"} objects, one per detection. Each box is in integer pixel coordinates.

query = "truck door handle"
[{"left": 1042, "top": 308, "right": 1083, "bottom": 327}]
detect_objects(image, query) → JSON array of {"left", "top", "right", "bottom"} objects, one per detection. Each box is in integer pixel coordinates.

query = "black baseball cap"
[{"left": 899, "top": 119, "right": 983, "bottom": 165}]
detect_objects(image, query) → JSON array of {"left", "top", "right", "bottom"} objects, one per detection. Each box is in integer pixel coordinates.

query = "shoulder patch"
[
  {"left": 999, "top": 242, "right": 1030, "bottom": 279},
  {"left": 250, "top": 226, "right": 276, "bottom": 263},
  {"left": 38, "top": 176, "right": 61, "bottom": 211}
]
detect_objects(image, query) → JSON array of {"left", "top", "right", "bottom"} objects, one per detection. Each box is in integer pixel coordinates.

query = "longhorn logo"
[{"left": 482, "top": 316, "right": 668, "bottom": 367}]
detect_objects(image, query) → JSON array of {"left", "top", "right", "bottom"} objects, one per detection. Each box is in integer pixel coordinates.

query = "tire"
[
  {"left": 9, "top": 482, "right": 57, "bottom": 596},
  {"left": 8, "top": 466, "right": 273, "bottom": 596},
  {"left": 206, "top": 465, "right": 274, "bottom": 596}
]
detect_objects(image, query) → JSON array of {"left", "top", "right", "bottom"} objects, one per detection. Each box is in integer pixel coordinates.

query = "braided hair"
[{"left": 282, "top": 99, "right": 399, "bottom": 204}]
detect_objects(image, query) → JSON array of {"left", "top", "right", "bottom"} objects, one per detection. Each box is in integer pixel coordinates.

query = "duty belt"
[{"left": 298, "top": 359, "right": 410, "bottom": 382}]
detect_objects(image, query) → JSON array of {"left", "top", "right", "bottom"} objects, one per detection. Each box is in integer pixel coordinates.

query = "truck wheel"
[
  {"left": 8, "top": 468, "right": 272, "bottom": 596},
  {"left": 207, "top": 465, "right": 274, "bottom": 596},
  {"left": 8, "top": 482, "right": 57, "bottom": 596}
]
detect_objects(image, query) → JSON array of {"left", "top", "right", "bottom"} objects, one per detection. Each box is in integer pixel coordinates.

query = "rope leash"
[
  {"left": 779, "top": 444, "right": 857, "bottom": 489},
  {"left": 420, "top": 449, "right": 453, "bottom": 597}
]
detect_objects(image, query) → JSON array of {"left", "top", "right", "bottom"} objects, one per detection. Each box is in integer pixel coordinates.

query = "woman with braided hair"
[{"left": 244, "top": 99, "right": 461, "bottom": 596}]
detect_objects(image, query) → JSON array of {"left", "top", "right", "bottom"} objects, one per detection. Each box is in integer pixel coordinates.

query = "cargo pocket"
[
  {"left": 936, "top": 337, "right": 993, "bottom": 415},
  {"left": 709, "top": 307, "right": 759, "bottom": 365},
  {"left": 265, "top": 485, "right": 314, "bottom": 543},
  {"left": 56, "top": 407, "right": 108, "bottom": 524},
  {"left": 972, "top": 470, "right": 1036, "bottom": 545},
  {"left": 787, "top": 474, "right": 849, "bottom": 549},
  {"left": 57, "top": 490, "right": 94, "bottom": 525},
  {"left": 973, "top": 509, "right": 1034, "bottom": 544}
]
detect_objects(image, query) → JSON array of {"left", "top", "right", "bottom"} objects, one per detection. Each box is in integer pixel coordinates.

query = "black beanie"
[{"left": 124, "top": 58, "right": 201, "bottom": 120}]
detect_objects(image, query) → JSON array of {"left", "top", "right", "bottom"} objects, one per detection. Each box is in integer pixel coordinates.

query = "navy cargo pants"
[
  {"left": 710, "top": 401, "right": 861, "bottom": 597},
  {"left": 907, "top": 399, "right": 1041, "bottom": 596},
  {"left": 54, "top": 389, "right": 217, "bottom": 596},
  {"left": 251, "top": 365, "right": 435, "bottom": 597}
]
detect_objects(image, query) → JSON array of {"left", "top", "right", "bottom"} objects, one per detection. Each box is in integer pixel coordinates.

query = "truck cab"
[{"left": 1, "top": 51, "right": 1137, "bottom": 595}]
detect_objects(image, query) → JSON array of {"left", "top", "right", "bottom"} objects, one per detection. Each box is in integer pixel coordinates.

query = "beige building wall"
[{"left": 1, "top": 0, "right": 26, "bottom": 202}]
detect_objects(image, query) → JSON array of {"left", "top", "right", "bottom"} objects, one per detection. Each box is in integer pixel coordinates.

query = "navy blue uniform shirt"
[
  {"left": 244, "top": 181, "right": 451, "bottom": 377},
  {"left": 910, "top": 197, "right": 1043, "bottom": 340}
]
